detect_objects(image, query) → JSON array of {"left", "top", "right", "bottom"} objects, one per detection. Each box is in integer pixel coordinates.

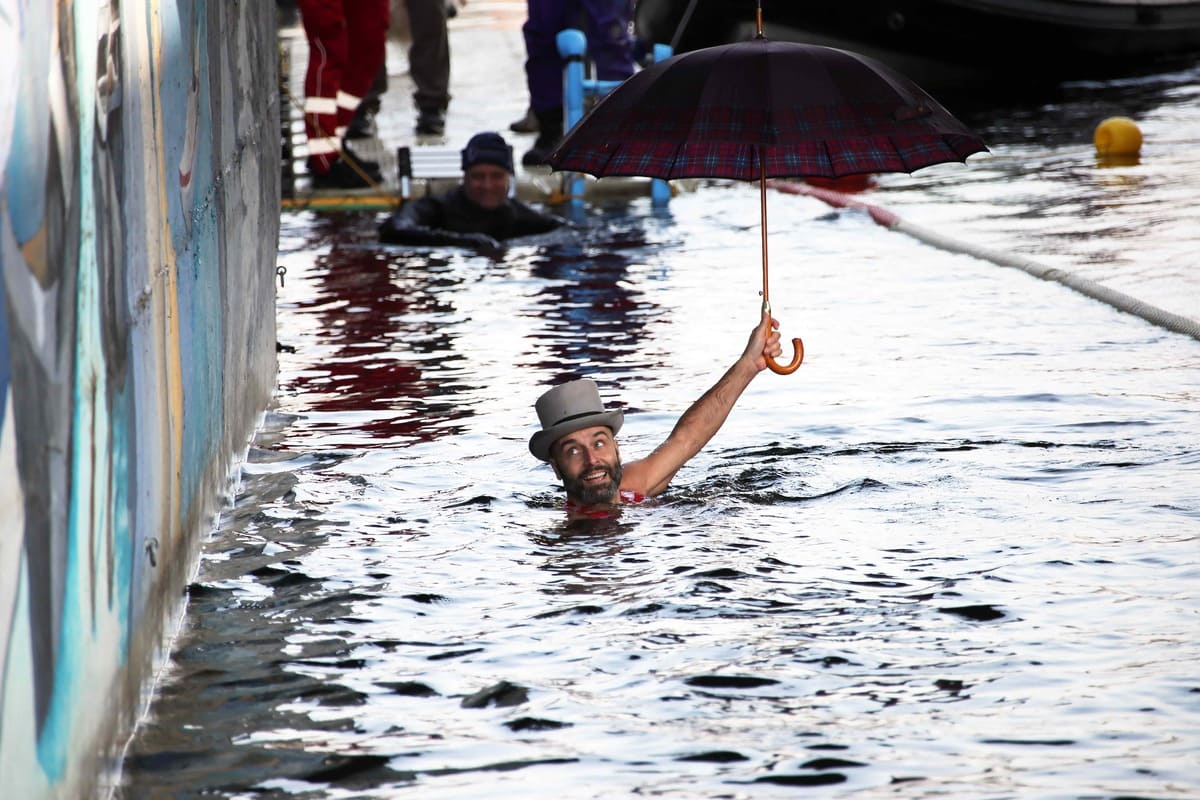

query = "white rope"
[
  {"left": 776, "top": 181, "right": 1200, "bottom": 342},
  {"left": 892, "top": 217, "right": 1200, "bottom": 340}
]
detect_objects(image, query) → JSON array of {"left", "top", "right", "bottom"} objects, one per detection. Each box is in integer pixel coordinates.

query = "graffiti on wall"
[{"left": 0, "top": 1, "right": 278, "bottom": 795}]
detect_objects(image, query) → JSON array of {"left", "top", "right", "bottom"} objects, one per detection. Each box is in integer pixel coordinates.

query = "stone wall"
[{"left": 0, "top": 2, "right": 279, "bottom": 796}]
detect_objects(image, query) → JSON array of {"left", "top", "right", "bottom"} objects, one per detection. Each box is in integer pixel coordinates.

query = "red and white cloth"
[{"left": 297, "top": 0, "right": 389, "bottom": 173}]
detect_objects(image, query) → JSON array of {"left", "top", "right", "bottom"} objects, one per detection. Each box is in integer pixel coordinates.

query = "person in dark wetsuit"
[
  {"left": 528, "top": 313, "right": 784, "bottom": 514},
  {"left": 378, "top": 131, "right": 565, "bottom": 248}
]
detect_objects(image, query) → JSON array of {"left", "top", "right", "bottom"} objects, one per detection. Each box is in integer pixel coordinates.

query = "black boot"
[
  {"left": 509, "top": 105, "right": 538, "bottom": 134},
  {"left": 416, "top": 107, "right": 446, "bottom": 136},
  {"left": 521, "top": 107, "right": 563, "bottom": 167},
  {"left": 345, "top": 102, "right": 378, "bottom": 140},
  {"left": 311, "top": 155, "right": 382, "bottom": 190},
  {"left": 341, "top": 143, "right": 381, "bottom": 175}
]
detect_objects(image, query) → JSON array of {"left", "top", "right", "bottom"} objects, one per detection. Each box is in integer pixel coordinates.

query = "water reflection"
[
  {"left": 280, "top": 217, "right": 476, "bottom": 447},
  {"left": 520, "top": 207, "right": 670, "bottom": 385},
  {"left": 121, "top": 62, "right": 1200, "bottom": 798},
  {"left": 529, "top": 521, "right": 641, "bottom": 597},
  {"left": 116, "top": 441, "right": 411, "bottom": 794},
  {"left": 280, "top": 205, "right": 679, "bottom": 453},
  {"left": 874, "top": 62, "right": 1200, "bottom": 321},
  {"left": 949, "top": 63, "right": 1200, "bottom": 148}
]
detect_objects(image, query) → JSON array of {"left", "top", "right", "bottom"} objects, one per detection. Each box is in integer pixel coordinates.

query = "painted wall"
[{"left": 0, "top": 1, "right": 279, "bottom": 797}]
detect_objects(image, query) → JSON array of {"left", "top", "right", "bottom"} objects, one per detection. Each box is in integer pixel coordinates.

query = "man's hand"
[
  {"left": 742, "top": 310, "right": 784, "bottom": 373},
  {"left": 461, "top": 232, "right": 501, "bottom": 249}
]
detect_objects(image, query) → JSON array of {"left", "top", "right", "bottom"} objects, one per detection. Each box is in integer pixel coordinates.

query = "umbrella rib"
[
  {"left": 687, "top": 43, "right": 754, "bottom": 180},
  {"left": 666, "top": 139, "right": 683, "bottom": 181},
  {"left": 670, "top": 54, "right": 717, "bottom": 180},
  {"left": 820, "top": 138, "right": 836, "bottom": 178}
]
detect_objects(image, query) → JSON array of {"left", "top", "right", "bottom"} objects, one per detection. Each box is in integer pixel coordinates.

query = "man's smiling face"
[
  {"left": 463, "top": 163, "right": 510, "bottom": 210},
  {"left": 550, "top": 425, "right": 623, "bottom": 505}
]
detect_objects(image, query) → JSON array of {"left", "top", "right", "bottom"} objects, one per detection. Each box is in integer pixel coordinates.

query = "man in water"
[
  {"left": 529, "top": 313, "right": 784, "bottom": 511},
  {"left": 378, "top": 131, "right": 565, "bottom": 248}
]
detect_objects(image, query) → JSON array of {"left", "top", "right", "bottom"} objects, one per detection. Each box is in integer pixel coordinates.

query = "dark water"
[{"left": 118, "top": 66, "right": 1200, "bottom": 799}]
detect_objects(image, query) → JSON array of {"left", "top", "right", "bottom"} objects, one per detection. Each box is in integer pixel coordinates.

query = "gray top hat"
[{"left": 529, "top": 379, "right": 624, "bottom": 462}]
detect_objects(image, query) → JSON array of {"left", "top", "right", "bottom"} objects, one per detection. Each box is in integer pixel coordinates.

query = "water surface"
[{"left": 119, "top": 62, "right": 1200, "bottom": 800}]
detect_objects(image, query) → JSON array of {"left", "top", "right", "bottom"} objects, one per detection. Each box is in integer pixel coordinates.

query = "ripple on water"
[{"left": 124, "top": 79, "right": 1200, "bottom": 796}]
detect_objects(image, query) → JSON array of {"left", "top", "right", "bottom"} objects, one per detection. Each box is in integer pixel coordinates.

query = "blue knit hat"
[{"left": 461, "top": 132, "right": 514, "bottom": 173}]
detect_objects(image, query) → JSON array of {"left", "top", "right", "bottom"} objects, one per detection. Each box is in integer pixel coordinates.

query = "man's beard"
[{"left": 563, "top": 462, "right": 623, "bottom": 506}]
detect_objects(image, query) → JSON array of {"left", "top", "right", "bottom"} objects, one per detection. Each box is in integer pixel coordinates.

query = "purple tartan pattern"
[{"left": 547, "top": 39, "right": 988, "bottom": 181}]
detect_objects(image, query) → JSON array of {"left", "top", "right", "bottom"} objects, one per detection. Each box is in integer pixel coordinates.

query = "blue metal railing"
[{"left": 556, "top": 29, "right": 672, "bottom": 208}]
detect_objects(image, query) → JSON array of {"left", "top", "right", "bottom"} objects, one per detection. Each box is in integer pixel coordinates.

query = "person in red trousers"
[{"left": 297, "top": 0, "right": 390, "bottom": 189}]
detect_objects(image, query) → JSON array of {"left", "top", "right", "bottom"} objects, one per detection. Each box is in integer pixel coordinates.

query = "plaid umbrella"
[{"left": 546, "top": 18, "right": 987, "bottom": 374}]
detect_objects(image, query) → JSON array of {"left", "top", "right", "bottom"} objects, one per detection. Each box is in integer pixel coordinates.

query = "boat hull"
[{"left": 637, "top": 0, "right": 1200, "bottom": 82}]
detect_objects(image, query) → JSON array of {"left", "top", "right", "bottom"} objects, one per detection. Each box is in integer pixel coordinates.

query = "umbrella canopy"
[
  {"left": 546, "top": 37, "right": 987, "bottom": 180},
  {"left": 546, "top": 30, "right": 987, "bottom": 374}
]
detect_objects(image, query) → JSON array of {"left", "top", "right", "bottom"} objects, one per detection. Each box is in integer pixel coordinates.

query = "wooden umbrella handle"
[{"left": 766, "top": 337, "right": 804, "bottom": 374}]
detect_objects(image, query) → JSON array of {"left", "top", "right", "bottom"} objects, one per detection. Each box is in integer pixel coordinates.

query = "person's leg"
[
  {"left": 347, "top": 65, "right": 387, "bottom": 140},
  {"left": 520, "top": 0, "right": 568, "bottom": 164},
  {"left": 405, "top": 0, "right": 451, "bottom": 134},
  {"left": 509, "top": 0, "right": 541, "bottom": 133},
  {"left": 522, "top": 0, "right": 565, "bottom": 114},
  {"left": 298, "top": 0, "right": 385, "bottom": 186},
  {"left": 581, "top": 0, "right": 635, "bottom": 81},
  {"left": 298, "top": 0, "right": 349, "bottom": 174},
  {"left": 339, "top": 0, "right": 389, "bottom": 138}
]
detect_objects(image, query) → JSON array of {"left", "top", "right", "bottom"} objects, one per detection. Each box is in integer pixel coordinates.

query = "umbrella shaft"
[{"left": 760, "top": 166, "right": 769, "bottom": 306}]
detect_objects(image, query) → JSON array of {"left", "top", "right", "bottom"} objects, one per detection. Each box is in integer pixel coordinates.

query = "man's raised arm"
[{"left": 620, "top": 312, "right": 784, "bottom": 497}]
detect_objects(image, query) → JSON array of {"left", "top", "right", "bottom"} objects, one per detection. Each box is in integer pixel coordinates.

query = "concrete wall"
[{"left": 0, "top": 1, "right": 279, "bottom": 796}]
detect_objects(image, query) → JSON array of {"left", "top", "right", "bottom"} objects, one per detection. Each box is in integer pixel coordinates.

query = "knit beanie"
[{"left": 461, "top": 132, "right": 514, "bottom": 173}]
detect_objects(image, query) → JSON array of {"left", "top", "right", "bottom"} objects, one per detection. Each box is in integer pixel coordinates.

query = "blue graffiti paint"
[
  {"left": 4, "top": 4, "right": 50, "bottom": 246},
  {"left": 35, "top": 0, "right": 102, "bottom": 777},
  {"left": 4, "top": 1, "right": 279, "bottom": 791},
  {"left": 112, "top": 384, "right": 133, "bottom": 652},
  {"left": 1, "top": 236, "right": 8, "bottom": 428}
]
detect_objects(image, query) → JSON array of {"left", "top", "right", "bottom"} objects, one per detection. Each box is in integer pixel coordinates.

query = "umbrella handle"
[
  {"left": 761, "top": 300, "right": 804, "bottom": 374},
  {"left": 766, "top": 337, "right": 804, "bottom": 375}
]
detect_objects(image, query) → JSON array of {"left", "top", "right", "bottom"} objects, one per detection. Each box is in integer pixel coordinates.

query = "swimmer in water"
[
  {"left": 378, "top": 131, "right": 565, "bottom": 249},
  {"left": 529, "top": 312, "right": 783, "bottom": 513}
]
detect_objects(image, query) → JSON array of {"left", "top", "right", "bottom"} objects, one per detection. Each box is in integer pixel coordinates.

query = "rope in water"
[{"left": 773, "top": 180, "right": 1200, "bottom": 342}]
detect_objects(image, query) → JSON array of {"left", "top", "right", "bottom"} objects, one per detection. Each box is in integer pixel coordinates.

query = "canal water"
[{"left": 119, "top": 53, "right": 1199, "bottom": 800}]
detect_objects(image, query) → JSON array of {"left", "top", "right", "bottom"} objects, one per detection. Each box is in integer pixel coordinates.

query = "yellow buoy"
[{"left": 1094, "top": 116, "right": 1142, "bottom": 157}]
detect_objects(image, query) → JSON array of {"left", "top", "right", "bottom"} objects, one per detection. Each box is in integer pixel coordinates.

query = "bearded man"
[{"left": 529, "top": 313, "right": 783, "bottom": 513}]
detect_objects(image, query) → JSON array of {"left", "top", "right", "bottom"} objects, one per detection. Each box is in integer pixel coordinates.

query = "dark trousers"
[
  {"left": 523, "top": 0, "right": 635, "bottom": 112},
  {"left": 406, "top": 0, "right": 451, "bottom": 112}
]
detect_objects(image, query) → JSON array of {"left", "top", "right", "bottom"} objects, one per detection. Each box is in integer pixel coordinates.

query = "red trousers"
[{"left": 298, "top": 0, "right": 389, "bottom": 172}]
